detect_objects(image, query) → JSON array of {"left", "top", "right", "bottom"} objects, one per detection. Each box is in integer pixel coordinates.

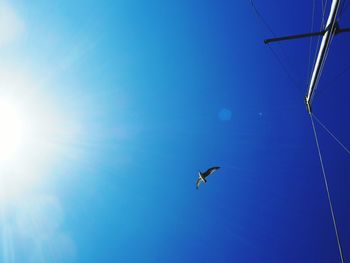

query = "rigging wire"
[
  {"left": 310, "top": 31, "right": 335, "bottom": 102},
  {"left": 250, "top": 1, "right": 347, "bottom": 261},
  {"left": 250, "top": 0, "right": 303, "bottom": 95},
  {"left": 338, "top": 0, "right": 346, "bottom": 17},
  {"left": 321, "top": 0, "right": 329, "bottom": 28},
  {"left": 310, "top": 114, "right": 345, "bottom": 263},
  {"left": 313, "top": 113, "right": 350, "bottom": 156},
  {"left": 312, "top": 0, "right": 350, "bottom": 98},
  {"left": 309, "top": 0, "right": 329, "bottom": 88},
  {"left": 306, "top": 0, "right": 329, "bottom": 106},
  {"left": 267, "top": 45, "right": 302, "bottom": 94},
  {"left": 314, "top": 0, "right": 329, "bottom": 59},
  {"left": 307, "top": 0, "right": 317, "bottom": 83},
  {"left": 339, "top": 0, "right": 350, "bottom": 20},
  {"left": 322, "top": 0, "right": 326, "bottom": 23},
  {"left": 317, "top": 62, "right": 350, "bottom": 97},
  {"left": 330, "top": 62, "right": 350, "bottom": 83},
  {"left": 306, "top": 3, "right": 346, "bottom": 262},
  {"left": 250, "top": 0, "right": 276, "bottom": 37},
  {"left": 310, "top": 0, "right": 340, "bottom": 102}
]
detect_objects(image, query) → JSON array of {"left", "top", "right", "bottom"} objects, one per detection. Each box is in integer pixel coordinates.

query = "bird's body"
[{"left": 196, "top": 166, "right": 220, "bottom": 189}]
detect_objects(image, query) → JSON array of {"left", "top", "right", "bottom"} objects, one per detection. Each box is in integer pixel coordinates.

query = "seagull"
[{"left": 196, "top": 166, "right": 220, "bottom": 189}]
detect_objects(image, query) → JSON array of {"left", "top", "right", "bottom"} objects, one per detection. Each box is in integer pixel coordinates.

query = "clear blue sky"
[{"left": 0, "top": 0, "right": 350, "bottom": 262}]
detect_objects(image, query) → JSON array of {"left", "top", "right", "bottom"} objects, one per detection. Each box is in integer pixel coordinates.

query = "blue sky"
[{"left": 0, "top": 0, "right": 350, "bottom": 262}]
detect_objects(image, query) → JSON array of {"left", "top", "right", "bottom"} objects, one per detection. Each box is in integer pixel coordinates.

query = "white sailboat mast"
[{"left": 305, "top": 0, "right": 342, "bottom": 113}]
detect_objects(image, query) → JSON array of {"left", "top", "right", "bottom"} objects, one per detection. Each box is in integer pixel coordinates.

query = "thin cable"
[
  {"left": 310, "top": 114, "right": 345, "bottom": 263},
  {"left": 321, "top": 0, "right": 329, "bottom": 28},
  {"left": 311, "top": 0, "right": 329, "bottom": 71},
  {"left": 322, "top": 0, "right": 326, "bottom": 21},
  {"left": 307, "top": 0, "right": 328, "bottom": 96},
  {"left": 317, "top": 62, "right": 350, "bottom": 97},
  {"left": 311, "top": 28, "right": 335, "bottom": 101},
  {"left": 313, "top": 113, "right": 350, "bottom": 156},
  {"left": 307, "top": 0, "right": 316, "bottom": 82},
  {"left": 329, "top": 62, "right": 350, "bottom": 86},
  {"left": 250, "top": 0, "right": 303, "bottom": 95},
  {"left": 339, "top": 0, "right": 346, "bottom": 17},
  {"left": 315, "top": 0, "right": 334, "bottom": 88},
  {"left": 311, "top": 1, "right": 340, "bottom": 102},
  {"left": 250, "top": 0, "right": 276, "bottom": 36},
  {"left": 315, "top": 0, "right": 350, "bottom": 98},
  {"left": 316, "top": 0, "right": 341, "bottom": 93},
  {"left": 339, "top": 0, "right": 350, "bottom": 20},
  {"left": 267, "top": 45, "right": 303, "bottom": 94}
]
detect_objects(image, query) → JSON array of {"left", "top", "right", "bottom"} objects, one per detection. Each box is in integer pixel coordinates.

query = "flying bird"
[{"left": 196, "top": 166, "right": 220, "bottom": 189}]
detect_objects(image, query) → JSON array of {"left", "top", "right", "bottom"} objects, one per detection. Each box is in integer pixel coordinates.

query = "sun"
[{"left": 0, "top": 99, "right": 24, "bottom": 161}]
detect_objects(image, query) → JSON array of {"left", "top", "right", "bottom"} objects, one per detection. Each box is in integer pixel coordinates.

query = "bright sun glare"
[
  {"left": 0, "top": 99, "right": 23, "bottom": 161},
  {"left": 0, "top": 67, "right": 78, "bottom": 204}
]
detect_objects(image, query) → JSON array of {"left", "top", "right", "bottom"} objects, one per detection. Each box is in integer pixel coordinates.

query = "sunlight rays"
[
  {"left": 0, "top": 99, "right": 24, "bottom": 161},
  {"left": 0, "top": 1, "right": 130, "bottom": 262},
  {"left": 0, "top": 65, "right": 83, "bottom": 204},
  {"left": 0, "top": 68, "right": 80, "bottom": 263}
]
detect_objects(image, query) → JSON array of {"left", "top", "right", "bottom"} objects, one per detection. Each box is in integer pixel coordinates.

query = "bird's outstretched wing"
[
  {"left": 196, "top": 178, "right": 202, "bottom": 189},
  {"left": 203, "top": 166, "right": 220, "bottom": 178}
]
